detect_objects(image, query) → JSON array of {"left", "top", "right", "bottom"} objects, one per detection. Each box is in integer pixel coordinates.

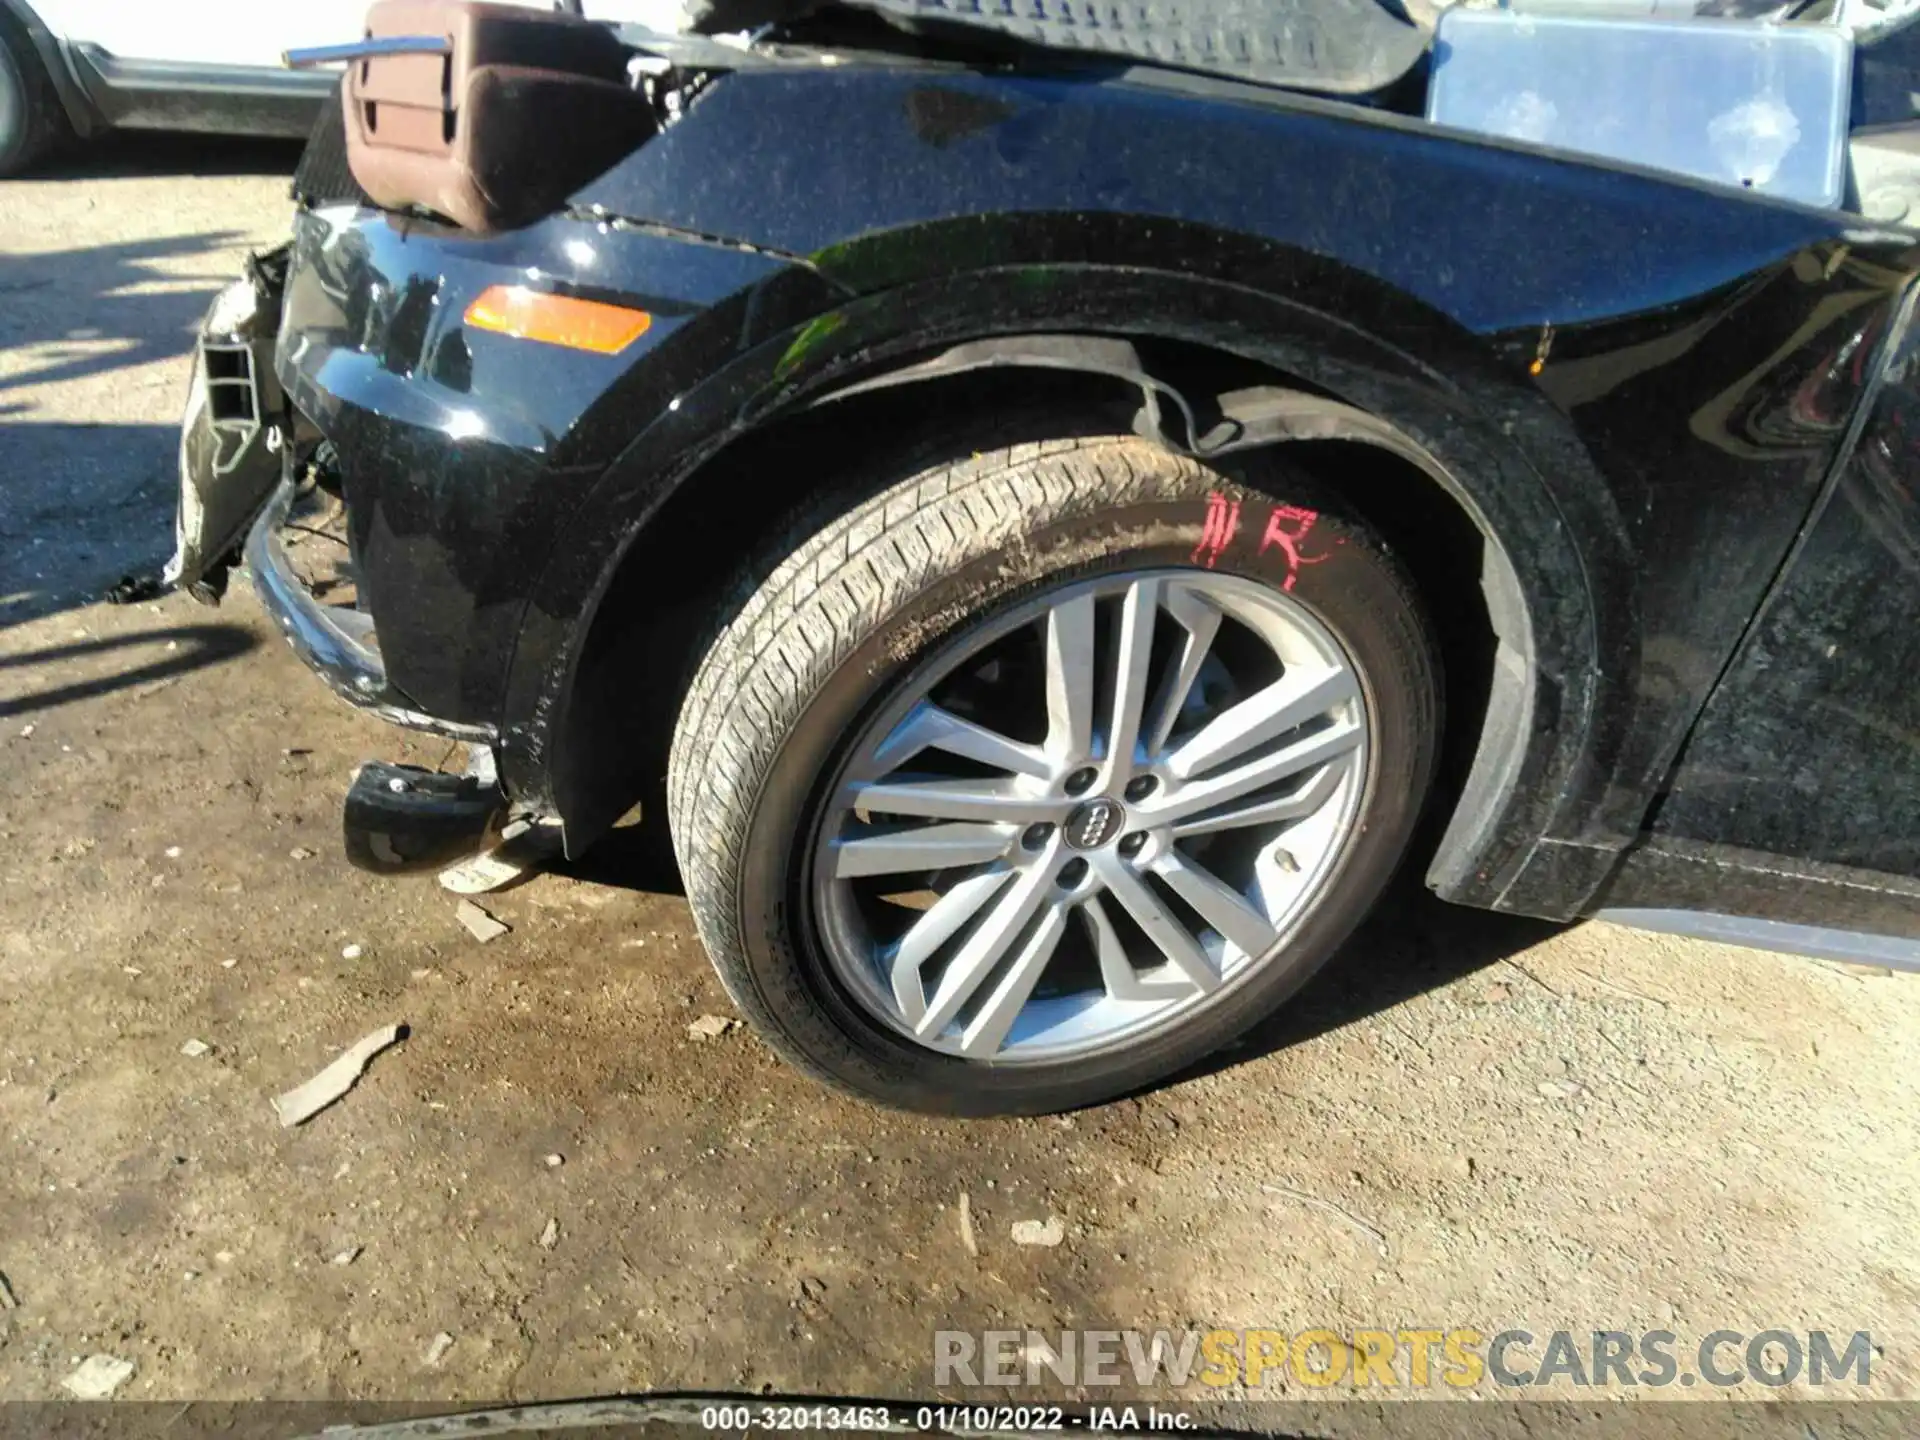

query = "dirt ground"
[{"left": 3, "top": 137, "right": 1919, "bottom": 1428}]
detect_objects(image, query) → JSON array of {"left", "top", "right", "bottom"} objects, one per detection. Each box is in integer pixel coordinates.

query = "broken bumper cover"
[
  {"left": 342, "top": 759, "right": 507, "bottom": 874},
  {"left": 246, "top": 483, "right": 493, "bottom": 742},
  {"left": 167, "top": 247, "right": 290, "bottom": 602}
]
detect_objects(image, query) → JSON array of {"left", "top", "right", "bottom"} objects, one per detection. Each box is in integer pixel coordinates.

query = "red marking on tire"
[
  {"left": 1191, "top": 492, "right": 1241, "bottom": 569},
  {"left": 1258, "top": 505, "right": 1329, "bottom": 592}
]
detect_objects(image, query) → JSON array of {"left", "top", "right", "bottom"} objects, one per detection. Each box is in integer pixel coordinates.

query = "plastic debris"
[
  {"left": 424, "top": 1332, "right": 455, "bottom": 1367},
  {"left": 438, "top": 819, "right": 563, "bottom": 894},
  {"left": 539, "top": 1217, "right": 559, "bottom": 1250},
  {"left": 62, "top": 1355, "right": 135, "bottom": 1400},
  {"left": 330, "top": 1246, "right": 362, "bottom": 1267},
  {"left": 1010, "top": 1217, "right": 1066, "bottom": 1247},
  {"left": 271, "top": 1024, "right": 408, "bottom": 1128},
  {"left": 180, "top": 1039, "right": 211, "bottom": 1059},
  {"left": 456, "top": 900, "right": 510, "bottom": 943},
  {"left": 290, "top": 847, "right": 315, "bottom": 861},
  {"left": 957, "top": 1192, "right": 978, "bottom": 1257},
  {"left": 544, "top": 1153, "right": 565, "bottom": 1168},
  {"left": 687, "top": 1014, "right": 738, "bottom": 1041},
  {"left": 341, "top": 944, "right": 364, "bottom": 960}
]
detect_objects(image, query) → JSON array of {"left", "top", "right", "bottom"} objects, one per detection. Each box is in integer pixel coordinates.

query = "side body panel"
[{"left": 539, "top": 67, "right": 1919, "bottom": 914}]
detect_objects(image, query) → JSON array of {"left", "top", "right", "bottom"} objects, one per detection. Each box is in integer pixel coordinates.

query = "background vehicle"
[
  {"left": 173, "top": 0, "right": 1920, "bottom": 1113},
  {"left": 0, "top": 0, "right": 681, "bottom": 173}
]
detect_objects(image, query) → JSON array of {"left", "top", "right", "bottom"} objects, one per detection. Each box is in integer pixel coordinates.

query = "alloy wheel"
[{"left": 808, "top": 569, "right": 1371, "bottom": 1063}]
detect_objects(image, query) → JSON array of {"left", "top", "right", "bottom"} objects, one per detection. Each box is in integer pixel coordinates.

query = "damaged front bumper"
[
  {"left": 171, "top": 233, "right": 513, "bottom": 875},
  {"left": 169, "top": 244, "right": 494, "bottom": 743},
  {"left": 246, "top": 481, "right": 493, "bottom": 742}
]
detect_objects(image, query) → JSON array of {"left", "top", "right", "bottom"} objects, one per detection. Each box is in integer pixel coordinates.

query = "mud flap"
[{"left": 166, "top": 245, "right": 290, "bottom": 604}]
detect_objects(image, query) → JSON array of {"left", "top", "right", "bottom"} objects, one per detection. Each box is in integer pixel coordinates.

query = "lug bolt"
[
  {"left": 1118, "top": 831, "right": 1148, "bottom": 858},
  {"left": 1022, "top": 823, "right": 1054, "bottom": 851},
  {"left": 1058, "top": 857, "right": 1089, "bottom": 889},
  {"left": 1124, "top": 775, "right": 1158, "bottom": 802},
  {"left": 1064, "top": 767, "right": 1098, "bottom": 796}
]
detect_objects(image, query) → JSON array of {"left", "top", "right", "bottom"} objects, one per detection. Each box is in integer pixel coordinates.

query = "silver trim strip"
[
  {"left": 1596, "top": 908, "right": 1920, "bottom": 973},
  {"left": 284, "top": 36, "right": 451, "bottom": 69}
]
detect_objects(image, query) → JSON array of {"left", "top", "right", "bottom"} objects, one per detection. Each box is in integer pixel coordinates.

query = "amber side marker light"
[{"left": 464, "top": 285, "right": 652, "bottom": 354}]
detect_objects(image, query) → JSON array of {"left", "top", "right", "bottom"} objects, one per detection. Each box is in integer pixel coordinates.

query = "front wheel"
[{"left": 668, "top": 431, "right": 1440, "bottom": 1114}]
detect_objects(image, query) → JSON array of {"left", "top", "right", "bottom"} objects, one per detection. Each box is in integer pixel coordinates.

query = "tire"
[
  {"left": 668, "top": 428, "right": 1441, "bottom": 1114},
  {"left": 0, "top": 13, "right": 68, "bottom": 177}
]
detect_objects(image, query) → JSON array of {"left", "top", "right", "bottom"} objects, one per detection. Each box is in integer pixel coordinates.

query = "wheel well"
[
  {"left": 563, "top": 345, "right": 1506, "bottom": 890},
  {"left": 1276, "top": 439, "right": 1500, "bottom": 871}
]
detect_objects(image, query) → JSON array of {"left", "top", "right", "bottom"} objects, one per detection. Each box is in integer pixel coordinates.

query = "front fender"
[
  {"left": 575, "top": 65, "right": 1866, "bottom": 333},
  {"left": 502, "top": 260, "right": 1603, "bottom": 910}
]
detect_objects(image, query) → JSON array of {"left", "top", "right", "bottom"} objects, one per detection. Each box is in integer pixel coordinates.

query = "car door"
[{"left": 1636, "top": 282, "right": 1920, "bottom": 933}]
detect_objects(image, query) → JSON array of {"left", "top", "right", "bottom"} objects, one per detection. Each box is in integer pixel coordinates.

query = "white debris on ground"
[
  {"left": 1010, "top": 1217, "right": 1065, "bottom": 1247},
  {"left": 455, "top": 899, "right": 510, "bottom": 943},
  {"left": 341, "top": 943, "right": 363, "bottom": 960},
  {"left": 687, "top": 1014, "right": 738, "bottom": 1040},
  {"left": 330, "top": 1246, "right": 362, "bottom": 1267},
  {"left": 270, "top": 1024, "right": 407, "bottom": 1128},
  {"left": 437, "top": 817, "right": 565, "bottom": 894},
  {"left": 179, "top": 1039, "right": 211, "bottom": 1058},
  {"left": 62, "top": 1354, "right": 135, "bottom": 1399},
  {"left": 424, "top": 1332, "right": 454, "bottom": 1367},
  {"left": 539, "top": 1218, "right": 559, "bottom": 1250},
  {"left": 957, "top": 1192, "right": 979, "bottom": 1257}
]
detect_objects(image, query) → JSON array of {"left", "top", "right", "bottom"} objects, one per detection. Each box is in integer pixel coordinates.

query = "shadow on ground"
[
  {"left": 1193, "top": 885, "right": 1566, "bottom": 1076},
  {"left": 22, "top": 131, "right": 303, "bottom": 182},
  {"left": 0, "top": 231, "right": 248, "bottom": 404},
  {"left": 566, "top": 802, "right": 1567, "bottom": 1096},
  {"left": 0, "top": 624, "right": 258, "bottom": 716}
]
